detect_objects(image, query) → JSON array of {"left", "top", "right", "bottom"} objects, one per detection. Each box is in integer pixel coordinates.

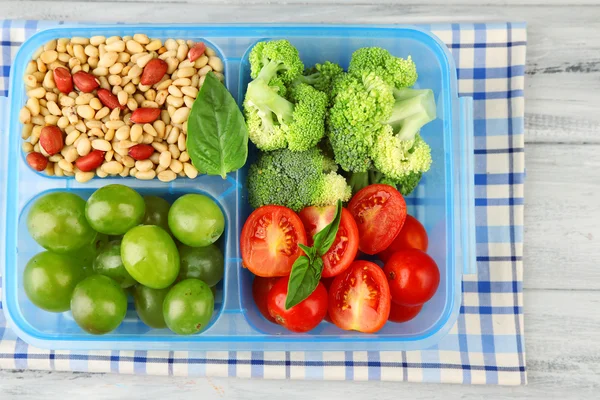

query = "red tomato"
[
  {"left": 267, "top": 277, "right": 328, "bottom": 333},
  {"left": 252, "top": 276, "right": 279, "bottom": 323},
  {"left": 328, "top": 260, "right": 391, "bottom": 333},
  {"left": 388, "top": 303, "right": 423, "bottom": 323},
  {"left": 383, "top": 249, "right": 440, "bottom": 306},
  {"left": 298, "top": 206, "right": 359, "bottom": 278},
  {"left": 321, "top": 277, "right": 335, "bottom": 323},
  {"left": 241, "top": 206, "right": 307, "bottom": 277},
  {"left": 379, "top": 215, "right": 429, "bottom": 263},
  {"left": 348, "top": 184, "right": 407, "bottom": 255}
]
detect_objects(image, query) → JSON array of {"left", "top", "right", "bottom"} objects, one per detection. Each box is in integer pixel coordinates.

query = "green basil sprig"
[
  {"left": 285, "top": 200, "right": 342, "bottom": 309},
  {"left": 186, "top": 72, "right": 248, "bottom": 179}
]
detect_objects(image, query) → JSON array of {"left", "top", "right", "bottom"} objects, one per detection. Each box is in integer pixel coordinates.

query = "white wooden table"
[{"left": 1, "top": 1, "right": 599, "bottom": 398}]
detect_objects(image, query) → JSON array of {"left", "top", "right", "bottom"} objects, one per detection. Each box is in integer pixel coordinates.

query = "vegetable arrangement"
[
  {"left": 242, "top": 184, "right": 440, "bottom": 333},
  {"left": 24, "top": 186, "right": 225, "bottom": 335},
  {"left": 244, "top": 40, "right": 437, "bottom": 211},
  {"left": 241, "top": 40, "right": 440, "bottom": 334}
]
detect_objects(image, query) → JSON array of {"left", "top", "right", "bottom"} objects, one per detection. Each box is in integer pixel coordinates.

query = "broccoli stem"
[
  {"left": 246, "top": 79, "right": 295, "bottom": 125},
  {"left": 386, "top": 88, "right": 436, "bottom": 141},
  {"left": 257, "top": 59, "right": 284, "bottom": 82}
]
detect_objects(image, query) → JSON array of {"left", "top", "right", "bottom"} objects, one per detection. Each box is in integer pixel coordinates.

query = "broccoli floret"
[
  {"left": 293, "top": 61, "right": 344, "bottom": 101},
  {"left": 249, "top": 40, "right": 304, "bottom": 84},
  {"left": 348, "top": 47, "right": 417, "bottom": 88},
  {"left": 286, "top": 83, "right": 328, "bottom": 151},
  {"left": 328, "top": 77, "right": 435, "bottom": 178},
  {"left": 346, "top": 170, "right": 423, "bottom": 196},
  {"left": 371, "top": 126, "right": 432, "bottom": 180},
  {"left": 327, "top": 72, "right": 394, "bottom": 172},
  {"left": 247, "top": 148, "right": 351, "bottom": 211},
  {"left": 244, "top": 40, "right": 328, "bottom": 152}
]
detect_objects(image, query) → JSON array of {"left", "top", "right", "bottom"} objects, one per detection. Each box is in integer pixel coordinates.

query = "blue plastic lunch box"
[{"left": 1, "top": 24, "right": 475, "bottom": 351}]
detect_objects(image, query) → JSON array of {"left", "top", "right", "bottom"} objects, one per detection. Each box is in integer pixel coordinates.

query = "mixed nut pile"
[{"left": 19, "top": 34, "right": 225, "bottom": 182}]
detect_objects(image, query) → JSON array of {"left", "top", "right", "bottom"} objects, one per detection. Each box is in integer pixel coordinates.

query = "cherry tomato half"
[
  {"left": 383, "top": 249, "right": 440, "bottom": 306},
  {"left": 241, "top": 205, "right": 307, "bottom": 277},
  {"left": 379, "top": 215, "right": 428, "bottom": 263},
  {"left": 267, "top": 277, "right": 328, "bottom": 333},
  {"left": 348, "top": 184, "right": 407, "bottom": 255},
  {"left": 298, "top": 206, "right": 359, "bottom": 278},
  {"left": 328, "top": 260, "right": 391, "bottom": 333},
  {"left": 388, "top": 303, "right": 423, "bottom": 323},
  {"left": 252, "top": 276, "right": 279, "bottom": 323}
]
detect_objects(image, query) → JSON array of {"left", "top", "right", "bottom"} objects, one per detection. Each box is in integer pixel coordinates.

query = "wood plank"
[
  {"left": 1, "top": 290, "right": 598, "bottom": 398},
  {"left": 1, "top": 2, "right": 599, "bottom": 144},
  {"left": 524, "top": 143, "right": 600, "bottom": 290}
]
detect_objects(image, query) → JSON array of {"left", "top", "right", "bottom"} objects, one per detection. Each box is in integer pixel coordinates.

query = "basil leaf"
[
  {"left": 187, "top": 72, "right": 248, "bottom": 179},
  {"left": 285, "top": 256, "right": 324, "bottom": 310},
  {"left": 313, "top": 200, "right": 343, "bottom": 257},
  {"left": 298, "top": 243, "right": 316, "bottom": 261}
]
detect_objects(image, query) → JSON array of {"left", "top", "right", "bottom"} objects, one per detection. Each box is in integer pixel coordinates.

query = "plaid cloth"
[{"left": 0, "top": 21, "right": 527, "bottom": 385}]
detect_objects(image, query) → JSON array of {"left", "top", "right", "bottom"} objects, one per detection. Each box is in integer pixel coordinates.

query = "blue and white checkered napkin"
[{"left": 0, "top": 21, "right": 527, "bottom": 385}]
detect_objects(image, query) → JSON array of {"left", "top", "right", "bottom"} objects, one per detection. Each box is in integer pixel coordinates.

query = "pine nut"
[
  {"left": 92, "top": 139, "right": 111, "bottom": 151},
  {"left": 181, "top": 86, "right": 198, "bottom": 98},
  {"left": 45, "top": 115, "right": 60, "bottom": 125},
  {"left": 77, "top": 105, "right": 95, "bottom": 120},
  {"left": 172, "top": 78, "right": 191, "bottom": 87},
  {"left": 152, "top": 141, "right": 168, "bottom": 153},
  {"left": 71, "top": 37, "right": 90, "bottom": 45},
  {"left": 65, "top": 130, "right": 81, "bottom": 146},
  {"left": 76, "top": 137, "right": 91, "bottom": 156},
  {"left": 40, "top": 50, "right": 58, "bottom": 64},
  {"left": 64, "top": 147, "right": 78, "bottom": 163},
  {"left": 183, "top": 162, "right": 198, "bottom": 179},
  {"left": 135, "top": 159, "right": 154, "bottom": 172},
  {"left": 169, "top": 159, "right": 183, "bottom": 173},
  {"left": 19, "top": 107, "right": 31, "bottom": 123},
  {"left": 106, "top": 120, "right": 124, "bottom": 130},
  {"left": 24, "top": 74, "right": 38, "bottom": 88},
  {"left": 58, "top": 159, "right": 74, "bottom": 172},
  {"left": 116, "top": 125, "right": 131, "bottom": 141},
  {"left": 141, "top": 133, "right": 154, "bottom": 144},
  {"left": 54, "top": 163, "right": 64, "bottom": 177},
  {"left": 43, "top": 70, "right": 55, "bottom": 89},
  {"left": 102, "top": 161, "right": 123, "bottom": 175},
  {"left": 178, "top": 132, "right": 186, "bottom": 151},
  {"left": 28, "top": 87, "right": 46, "bottom": 99},
  {"left": 118, "top": 140, "right": 136, "bottom": 149},
  {"left": 146, "top": 39, "right": 162, "bottom": 51},
  {"left": 22, "top": 124, "right": 34, "bottom": 140},
  {"left": 126, "top": 40, "right": 144, "bottom": 54},
  {"left": 127, "top": 97, "right": 138, "bottom": 111},
  {"left": 89, "top": 98, "right": 103, "bottom": 110},
  {"left": 133, "top": 34, "right": 150, "bottom": 45},
  {"left": 171, "top": 107, "right": 190, "bottom": 124},
  {"left": 95, "top": 107, "right": 110, "bottom": 120},
  {"left": 76, "top": 93, "right": 94, "bottom": 105},
  {"left": 104, "top": 149, "right": 114, "bottom": 162},
  {"left": 32, "top": 115, "right": 46, "bottom": 125},
  {"left": 22, "top": 141, "right": 33, "bottom": 153},
  {"left": 179, "top": 151, "right": 189, "bottom": 162},
  {"left": 135, "top": 170, "right": 156, "bottom": 180},
  {"left": 165, "top": 57, "right": 179, "bottom": 74},
  {"left": 159, "top": 151, "right": 171, "bottom": 168},
  {"left": 166, "top": 95, "right": 184, "bottom": 108},
  {"left": 208, "top": 56, "right": 224, "bottom": 72},
  {"left": 158, "top": 170, "right": 177, "bottom": 182},
  {"left": 198, "top": 65, "right": 212, "bottom": 76},
  {"left": 90, "top": 36, "right": 106, "bottom": 46},
  {"left": 195, "top": 55, "right": 209, "bottom": 69},
  {"left": 75, "top": 171, "right": 94, "bottom": 183},
  {"left": 128, "top": 65, "right": 143, "bottom": 78},
  {"left": 136, "top": 53, "right": 154, "bottom": 68},
  {"left": 130, "top": 124, "right": 143, "bottom": 142},
  {"left": 122, "top": 155, "right": 135, "bottom": 168},
  {"left": 105, "top": 40, "right": 125, "bottom": 53}
]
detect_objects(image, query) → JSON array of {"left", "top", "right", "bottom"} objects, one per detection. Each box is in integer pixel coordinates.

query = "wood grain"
[
  {"left": 2, "top": 1, "right": 599, "bottom": 144},
  {"left": 524, "top": 144, "right": 600, "bottom": 290}
]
